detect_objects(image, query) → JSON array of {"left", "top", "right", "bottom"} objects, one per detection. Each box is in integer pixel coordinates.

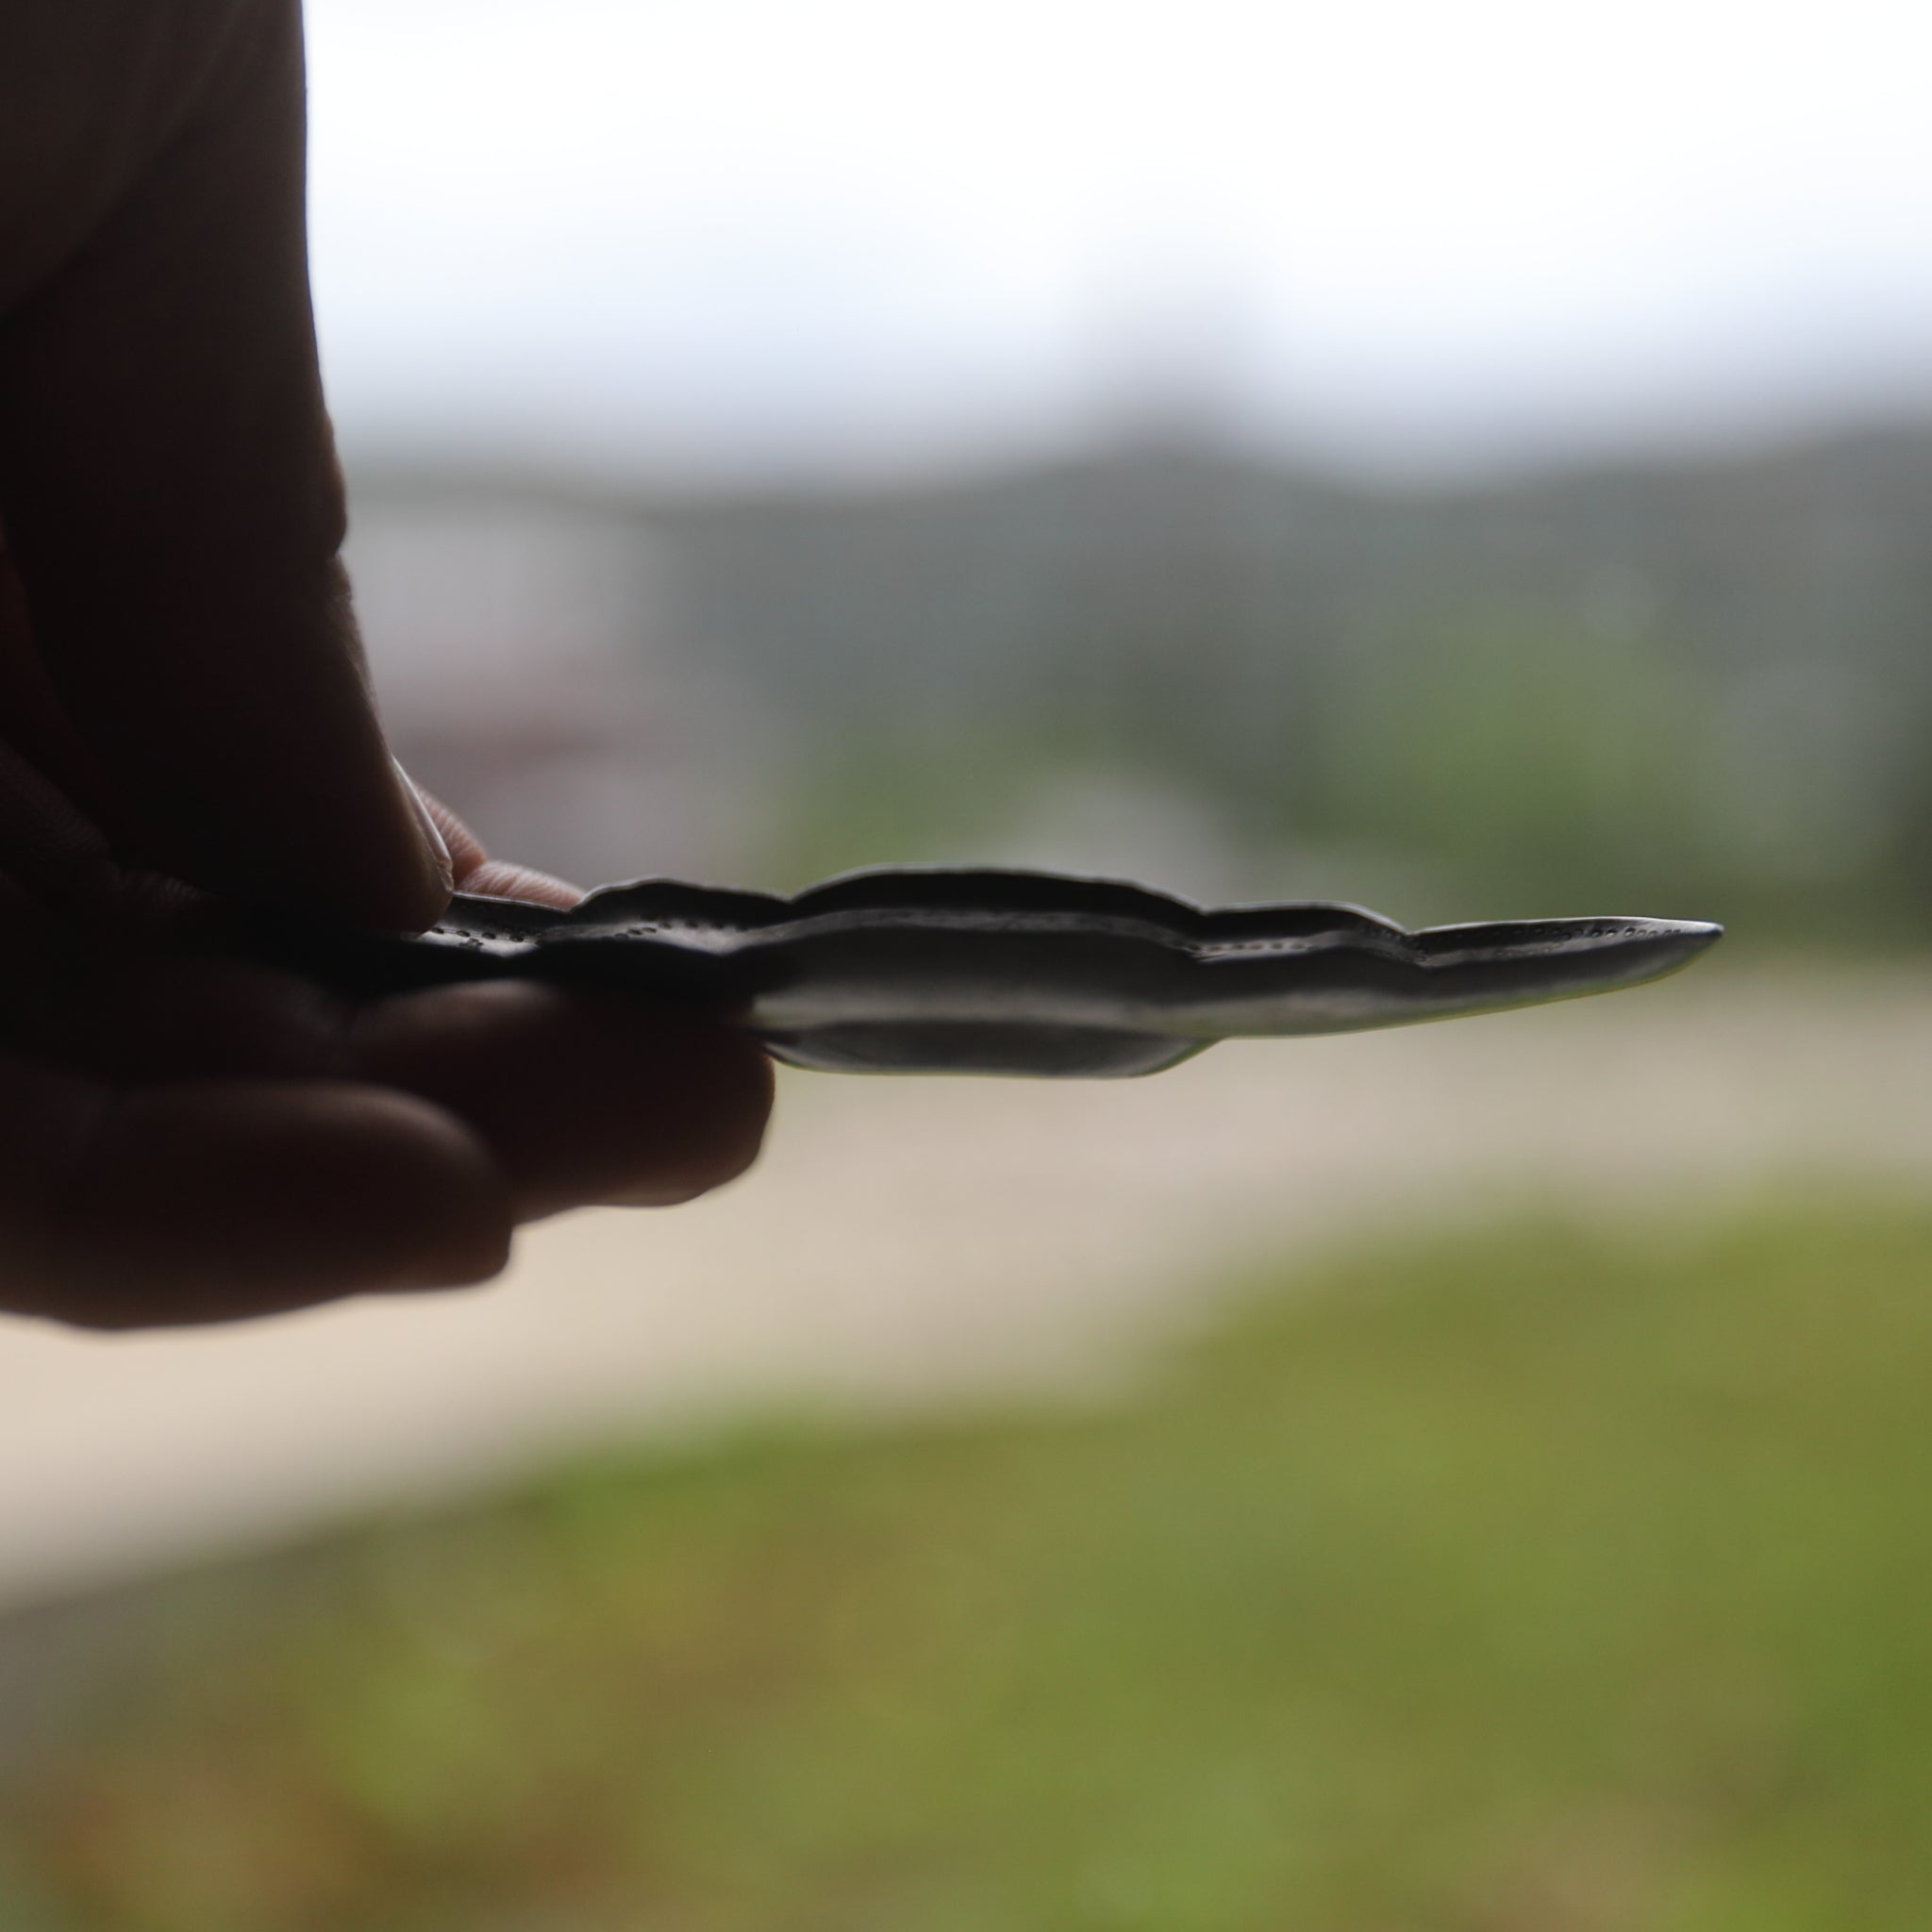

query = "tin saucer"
[{"left": 284, "top": 868, "right": 1724, "bottom": 1078}]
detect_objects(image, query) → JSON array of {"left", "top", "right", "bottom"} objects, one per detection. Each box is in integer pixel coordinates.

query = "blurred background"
[{"left": 4, "top": 1, "right": 1932, "bottom": 1924}]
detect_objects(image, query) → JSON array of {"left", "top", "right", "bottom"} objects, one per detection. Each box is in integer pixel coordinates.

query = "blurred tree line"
[{"left": 358, "top": 424, "right": 1932, "bottom": 942}]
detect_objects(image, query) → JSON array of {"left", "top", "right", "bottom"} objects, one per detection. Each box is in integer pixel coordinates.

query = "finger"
[
  {"left": 348, "top": 983, "right": 774, "bottom": 1221},
  {"left": 0, "top": 0, "right": 449, "bottom": 930},
  {"left": 452, "top": 865, "right": 587, "bottom": 915},
  {"left": 416, "top": 789, "right": 584, "bottom": 910},
  {"left": 22, "top": 954, "right": 344, "bottom": 1085},
  {"left": 0, "top": 1058, "right": 513, "bottom": 1329},
  {"left": 455, "top": 860, "right": 586, "bottom": 910}
]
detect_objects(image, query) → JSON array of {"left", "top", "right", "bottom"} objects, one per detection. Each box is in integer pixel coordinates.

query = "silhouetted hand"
[{"left": 0, "top": 1, "right": 772, "bottom": 1326}]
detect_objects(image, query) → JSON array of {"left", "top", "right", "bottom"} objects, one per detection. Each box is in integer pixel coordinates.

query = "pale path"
[{"left": 0, "top": 967, "right": 1926, "bottom": 1610}]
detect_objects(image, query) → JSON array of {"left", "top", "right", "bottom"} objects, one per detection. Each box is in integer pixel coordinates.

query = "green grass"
[{"left": 8, "top": 1198, "right": 1932, "bottom": 1932}]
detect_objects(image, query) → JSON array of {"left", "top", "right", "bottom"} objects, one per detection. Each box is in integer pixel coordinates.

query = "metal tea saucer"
[{"left": 277, "top": 868, "right": 1724, "bottom": 1078}]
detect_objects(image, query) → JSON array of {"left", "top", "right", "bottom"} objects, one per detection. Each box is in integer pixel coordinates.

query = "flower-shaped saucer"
[{"left": 286, "top": 868, "right": 1724, "bottom": 1078}]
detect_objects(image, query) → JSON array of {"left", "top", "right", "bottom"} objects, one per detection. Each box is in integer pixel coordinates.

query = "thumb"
[{"left": 0, "top": 0, "right": 450, "bottom": 929}]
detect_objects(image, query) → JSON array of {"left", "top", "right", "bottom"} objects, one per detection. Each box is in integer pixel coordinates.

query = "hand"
[{"left": 0, "top": 2, "right": 773, "bottom": 1326}]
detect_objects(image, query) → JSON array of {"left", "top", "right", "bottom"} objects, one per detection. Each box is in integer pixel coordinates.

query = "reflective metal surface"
[{"left": 297, "top": 869, "right": 1724, "bottom": 1077}]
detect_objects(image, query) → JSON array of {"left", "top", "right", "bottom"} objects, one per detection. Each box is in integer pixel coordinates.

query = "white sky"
[{"left": 307, "top": 0, "right": 1932, "bottom": 481}]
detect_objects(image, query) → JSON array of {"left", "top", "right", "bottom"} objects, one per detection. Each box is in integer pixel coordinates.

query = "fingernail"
[{"left": 392, "top": 757, "right": 454, "bottom": 895}]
